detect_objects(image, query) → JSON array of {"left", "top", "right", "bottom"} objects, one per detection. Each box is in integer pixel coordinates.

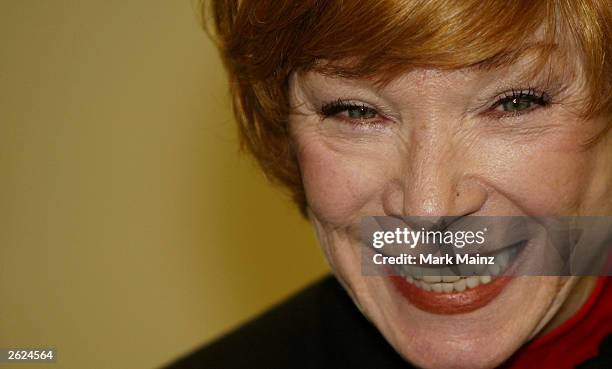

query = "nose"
[{"left": 382, "top": 133, "right": 488, "bottom": 218}]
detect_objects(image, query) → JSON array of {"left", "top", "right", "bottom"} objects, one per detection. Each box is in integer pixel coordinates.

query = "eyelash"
[
  {"left": 488, "top": 88, "right": 551, "bottom": 117},
  {"left": 318, "top": 88, "right": 552, "bottom": 126},
  {"left": 319, "top": 99, "right": 388, "bottom": 128}
]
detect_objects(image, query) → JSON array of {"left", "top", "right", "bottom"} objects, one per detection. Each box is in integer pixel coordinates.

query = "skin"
[{"left": 286, "top": 48, "right": 612, "bottom": 368}]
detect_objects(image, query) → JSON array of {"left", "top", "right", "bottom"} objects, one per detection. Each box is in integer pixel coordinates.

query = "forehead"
[
  {"left": 296, "top": 42, "right": 578, "bottom": 98},
  {"left": 310, "top": 39, "right": 577, "bottom": 85}
]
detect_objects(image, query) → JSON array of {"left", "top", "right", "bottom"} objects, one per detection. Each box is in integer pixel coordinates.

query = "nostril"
[{"left": 452, "top": 178, "right": 489, "bottom": 216}]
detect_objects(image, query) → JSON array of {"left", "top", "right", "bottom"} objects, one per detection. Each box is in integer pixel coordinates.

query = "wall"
[{"left": 0, "top": 1, "right": 329, "bottom": 368}]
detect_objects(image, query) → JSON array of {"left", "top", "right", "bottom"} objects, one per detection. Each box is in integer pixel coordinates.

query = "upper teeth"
[{"left": 407, "top": 275, "right": 493, "bottom": 293}]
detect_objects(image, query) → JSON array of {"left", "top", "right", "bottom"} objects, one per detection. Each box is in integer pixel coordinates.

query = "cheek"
[
  {"left": 506, "top": 154, "right": 587, "bottom": 212},
  {"left": 481, "top": 134, "right": 594, "bottom": 214},
  {"left": 296, "top": 139, "right": 389, "bottom": 226}
]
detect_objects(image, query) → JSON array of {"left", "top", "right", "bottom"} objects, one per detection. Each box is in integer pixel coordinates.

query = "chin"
[{"left": 328, "top": 237, "right": 571, "bottom": 369}]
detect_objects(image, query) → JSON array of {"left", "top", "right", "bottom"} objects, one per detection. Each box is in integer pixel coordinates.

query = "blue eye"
[
  {"left": 500, "top": 97, "right": 535, "bottom": 112},
  {"left": 346, "top": 105, "right": 378, "bottom": 119},
  {"left": 320, "top": 99, "right": 381, "bottom": 121},
  {"left": 493, "top": 89, "right": 550, "bottom": 114}
]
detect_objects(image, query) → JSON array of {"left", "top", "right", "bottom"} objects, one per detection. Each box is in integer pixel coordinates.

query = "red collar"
[{"left": 503, "top": 277, "right": 612, "bottom": 368}]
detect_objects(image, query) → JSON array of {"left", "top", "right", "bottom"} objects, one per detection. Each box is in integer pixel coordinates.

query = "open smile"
[{"left": 389, "top": 240, "right": 526, "bottom": 314}]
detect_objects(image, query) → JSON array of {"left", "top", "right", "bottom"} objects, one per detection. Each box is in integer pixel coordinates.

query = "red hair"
[{"left": 202, "top": 0, "right": 612, "bottom": 216}]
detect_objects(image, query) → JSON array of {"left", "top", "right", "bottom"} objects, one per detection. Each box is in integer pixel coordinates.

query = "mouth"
[{"left": 389, "top": 241, "right": 524, "bottom": 314}]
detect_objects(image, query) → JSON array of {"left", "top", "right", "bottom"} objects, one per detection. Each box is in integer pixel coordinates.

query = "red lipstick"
[{"left": 390, "top": 275, "right": 512, "bottom": 314}]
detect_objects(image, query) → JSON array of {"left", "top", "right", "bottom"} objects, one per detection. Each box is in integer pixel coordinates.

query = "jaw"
[
  {"left": 353, "top": 275, "right": 564, "bottom": 368},
  {"left": 309, "top": 212, "right": 582, "bottom": 368},
  {"left": 323, "top": 236, "right": 566, "bottom": 369}
]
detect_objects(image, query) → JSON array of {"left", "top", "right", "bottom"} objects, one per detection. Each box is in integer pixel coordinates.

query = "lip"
[
  {"left": 390, "top": 275, "right": 513, "bottom": 314},
  {"left": 380, "top": 237, "right": 527, "bottom": 314}
]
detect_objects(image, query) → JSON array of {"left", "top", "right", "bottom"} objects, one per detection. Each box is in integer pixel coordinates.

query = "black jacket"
[
  {"left": 163, "top": 275, "right": 411, "bottom": 368},
  {"left": 163, "top": 275, "right": 612, "bottom": 369}
]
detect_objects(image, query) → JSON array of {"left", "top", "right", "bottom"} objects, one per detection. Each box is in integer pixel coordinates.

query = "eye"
[
  {"left": 346, "top": 105, "right": 378, "bottom": 119},
  {"left": 492, "top": 88, "right": 550, "bottom": 115},
  {"left": 320, "top": 99, "right": 383, "bottom": 124}
]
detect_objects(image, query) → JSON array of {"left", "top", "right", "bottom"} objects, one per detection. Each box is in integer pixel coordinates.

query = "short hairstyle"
[{"left": 202, "top": 0, "right": 612, "bottom": 216}]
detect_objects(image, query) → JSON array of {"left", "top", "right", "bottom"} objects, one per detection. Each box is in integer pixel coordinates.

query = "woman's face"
[{"left": 288, "top": 47, "right": 612, "bottom": 369}]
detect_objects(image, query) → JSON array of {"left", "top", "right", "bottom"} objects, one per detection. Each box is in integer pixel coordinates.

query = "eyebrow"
[
  {"left": 304, "top": 42, "right": 570, "bottom": 93},
  {"left": 471, "top": 42, "right": 560, "bottom": 71}
]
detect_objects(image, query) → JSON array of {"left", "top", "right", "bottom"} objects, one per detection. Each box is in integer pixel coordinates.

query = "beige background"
[{"left": 0, "top": 1, "right": 329, "bottom": 368}]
